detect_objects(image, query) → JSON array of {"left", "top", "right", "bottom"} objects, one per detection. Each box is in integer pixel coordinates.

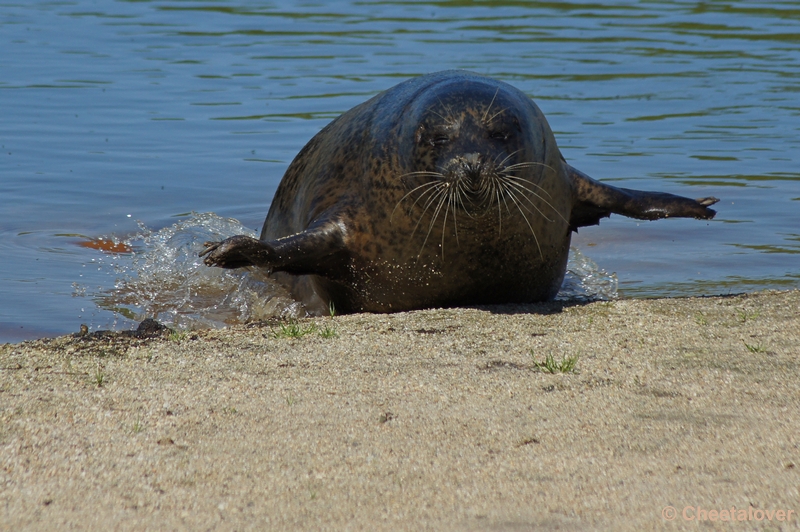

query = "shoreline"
[{"left": 2, "top": 289, "right": 799, "bottom": 530}]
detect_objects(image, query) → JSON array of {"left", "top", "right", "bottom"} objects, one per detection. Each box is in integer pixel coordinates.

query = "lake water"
[{"left": 2, "top": 0, "right": 798, "bottom": 343}]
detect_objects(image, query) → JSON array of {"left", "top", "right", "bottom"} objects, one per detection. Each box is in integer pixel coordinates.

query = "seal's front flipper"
[
  {"left": 201, "top": 219, "right": 348, "bottom": 272},
  {"left": 201, "top": 235, "right": 275, "bottom": 269},
  {"left": 568, "top": 165, "right": 718, "bottom": 230}
]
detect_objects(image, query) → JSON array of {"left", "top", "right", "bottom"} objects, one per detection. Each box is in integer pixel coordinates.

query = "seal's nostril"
[{"left": 464, "top": 152, "right": 481, "bottom": 165}]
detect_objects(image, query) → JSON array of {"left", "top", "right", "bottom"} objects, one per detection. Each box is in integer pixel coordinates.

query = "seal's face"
[{"left": 396, "top": 81, "right": 553, "bottom": 224}]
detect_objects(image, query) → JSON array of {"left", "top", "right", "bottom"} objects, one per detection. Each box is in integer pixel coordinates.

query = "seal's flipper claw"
[
  {"left": 199, "top": 241, "right": 220, "bottom": 258},
  {"left": 200, "top": 235, "right": 268, "bottom": 269},
  {"left": 697, "top": 197, "right": 720, "bottom": 207},
  {"left": 201, "top": 220, "right": 348, "bottom": 273},
  {"left": 568, "top": 165, "right": 718, "bottom": 229}
]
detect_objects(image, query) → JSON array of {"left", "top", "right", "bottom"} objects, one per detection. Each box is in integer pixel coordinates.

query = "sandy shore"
[{"left": 2, "top": 290, "right": 799, "bottom": 531}]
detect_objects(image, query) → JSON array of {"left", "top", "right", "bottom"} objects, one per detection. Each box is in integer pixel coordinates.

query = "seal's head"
[{"left": 396, "top": 78, "right": 554, "bottom": 218}]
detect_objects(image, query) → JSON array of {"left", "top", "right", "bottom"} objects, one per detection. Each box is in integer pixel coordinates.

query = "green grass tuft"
[
  {"left": 737, "top": 308, "right": 760, "bottom": 323},
  {"left": 271, "top": 320, "right": 338, "bottom": 339},
  {"left": 743, "top": 341, "right": 767, "bottom": 353},
  {"left": 318, "top": 323, "right": 338, "bottom": 338},
  {"left": 94, "top": 366, "right": 105, "bottom": 387},
  {"left": 272, "top": 321, "right": 317, "bottom": 339},
  {"left": 531, "top": 352, "right": 579, "bottom": 374},
  {"left": 132, "top": 414, "right": 144, "bottom": 434},
  {"left": 168, "top": 329, "right": 187, "bottom": 342}
]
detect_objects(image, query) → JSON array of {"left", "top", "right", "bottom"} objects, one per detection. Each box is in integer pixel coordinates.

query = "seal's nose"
[
  {"left": 462, "top": 153, "right": 483, "bottom": 187},
  {"left": 464, "top": 153, "right": 481, "bottom": 165}
]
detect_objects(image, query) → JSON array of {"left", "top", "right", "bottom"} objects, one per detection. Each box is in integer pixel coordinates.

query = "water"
[
  {"left": 2, "top": 1, "right": 798, "bottom": 343},
  {"left": 94, "top": 214, "right": 614, "bottom": 333}
]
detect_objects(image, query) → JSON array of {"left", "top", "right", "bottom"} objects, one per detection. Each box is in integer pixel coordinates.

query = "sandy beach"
[{"left": 2, "top": 290, "right": 799, "bottom": 531}]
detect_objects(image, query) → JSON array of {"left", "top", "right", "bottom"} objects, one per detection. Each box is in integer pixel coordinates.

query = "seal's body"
[{"left": 202, "top": 71, "right": 717, "bottom": 313}]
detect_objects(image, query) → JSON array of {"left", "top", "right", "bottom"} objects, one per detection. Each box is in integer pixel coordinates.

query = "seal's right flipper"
[
  {"left": 201, "top": 235, "right": 275, "bottom": 269},
  {"left": 568, "top": 165, "right": 718, "bottom": 230},
  {"left": 201, "top": 219, "right": 348, "bottom": 272}
]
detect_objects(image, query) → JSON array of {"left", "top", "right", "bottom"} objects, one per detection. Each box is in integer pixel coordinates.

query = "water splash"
[
  {"left": 93, "top": 213, "right": 304, "bottom": 330},
  {"left": 92, "top": 213, "right": 616, "bottom": 331},
  {"left": 558, "top": 247, "right": 618, "bottom": 302}
]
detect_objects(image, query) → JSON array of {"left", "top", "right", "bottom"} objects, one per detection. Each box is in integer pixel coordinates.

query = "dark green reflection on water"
[
  {"left": 621, "top": 274, "right": 800, "bottom": 299},
  {"left": 731, "top": 234, "right": 800, "bottom": 255},
  {"left": 158, "top": 6, "right": 351, "bottom": 19},
  {"left": 212, "top": 112, "right": 342, "bottom": 121},
  {"left": 627, "top": 106, "right": 756, "bottom": 122},
  {"left": 365, "top": 1, "right": 640, "bottom": 11},
  {"left": 690, "top": 3, "right": 800, "bottom": 18},
  {"left": 669, "top": 174, "right": 800, "bottom": 187}
]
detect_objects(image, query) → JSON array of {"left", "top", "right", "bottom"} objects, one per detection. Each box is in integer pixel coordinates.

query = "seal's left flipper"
[
  {"left": 201, "top": 219, "right": 347, "bottom": 272},
  {"left": 567, "top": 165, "right": 718, "bottom": 230}
]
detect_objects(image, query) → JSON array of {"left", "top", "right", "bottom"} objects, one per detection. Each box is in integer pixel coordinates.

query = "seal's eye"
[
  {"left": 419, "top": 135, "right": 449, "bottom": 147},
  {"left": 415, "top": 125, "right": 449, "bottom": 147},
  {"left": 488, "top": 131, "right": 509, "bottom": 141}
]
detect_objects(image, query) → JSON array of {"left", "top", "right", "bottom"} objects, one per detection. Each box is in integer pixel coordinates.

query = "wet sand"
[{"left": 2, "top": 290, "right": 799, "bottom": 531}]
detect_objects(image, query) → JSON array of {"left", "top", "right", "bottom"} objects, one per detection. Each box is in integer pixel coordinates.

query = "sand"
[{"left": 1, "top": 290, "right": 799, "bottom": 531}]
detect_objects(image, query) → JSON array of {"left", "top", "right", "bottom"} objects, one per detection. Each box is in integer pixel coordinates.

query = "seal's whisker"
[
  {"left": 501, "top": 176, "right": 554, "bottom": 199},
  {"left": 399, "top": 170, "right": 446, "bottom": 179},
  {"left": 455, "top": 181, "right": 475, "bottom": 220},
  {"left": 439, "top": 190, "right": 452, "bottom": 259},
  {"left": 410, "top": 185, "right": 448, "bottom": 246},
  {"left": 481, "top": 87, "right": 501, "bottom": 123},
  {"left": 448, "top": 186, "right": 460, "bottom": 247},
  {"left": 496, "top": 175, "right": 520, "bottom": 237},
  {"left": 502, "top": 161, "right": 555, "bottom": 174},
  {"left": 405, "top": 183, "right": 444, "bottom": 233},
  {"left": 501, "top": 178, "right": 568, "bottom": 224},
  {"left": 417, "top": 185, "right": 448, "bottom": 221},
  {"left": 417, "top": 188, "right": 449, "bottom": 260},
  {"left": 494, "top": 179, "right": 505, "bottom": 236},
  {"left": 499, "top": 173, "right": 553, "bottom": 197},
  {"left": 498, "top": 168, "right": 553, "bottom": 196},
  {"left": 487, "top": 107, "right": 508, "bottom": 124},
  {"left": 495, "top": 149, "right": 523, "bottom": 169},
  {"left": 482, "top": 182, "right": 495, "bottom": 204},
  {"left": 502, "top": 164, "right": 552, "bottom": 177},
  {"left": 476, "top": 177, "right": 492, "bottom": 204},
  {"left": 498, "top": 178, "right": 515, "bottom": 214},
  {"left": 435, "top": 97, "right": 457, "bottom": 124},
  {"left": 504, "top": 160, "right": 552, "bottom": 170},
  {"left": 429, "top": 105, "right": 450, "bottom": 124},
  {"left": 501, "top": 180, "right": 556, "bottom": 223},
  {"left": 502, "top": 178, "right": 553, "bottom": 204},
  {"left": 454, "top": 179, "right": 479, "bottom": 219},
  {"left": 391, "top": 181, "right": 444, "bottom": 223},
  {"left": 502, "top": 186, "right": 544, "bottom": 260}
]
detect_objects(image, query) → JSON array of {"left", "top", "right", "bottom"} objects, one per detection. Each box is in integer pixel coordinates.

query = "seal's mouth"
[
  {"left": 396, "top": 151, "right": 559, "bottom": 214},
  {"left": 446, "top": 153, "right": 488, "bottom": 199}
]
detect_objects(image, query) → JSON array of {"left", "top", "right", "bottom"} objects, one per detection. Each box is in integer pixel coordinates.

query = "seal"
[{"left": 201, "top": 70, "right": 718, "bottom": 314}]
